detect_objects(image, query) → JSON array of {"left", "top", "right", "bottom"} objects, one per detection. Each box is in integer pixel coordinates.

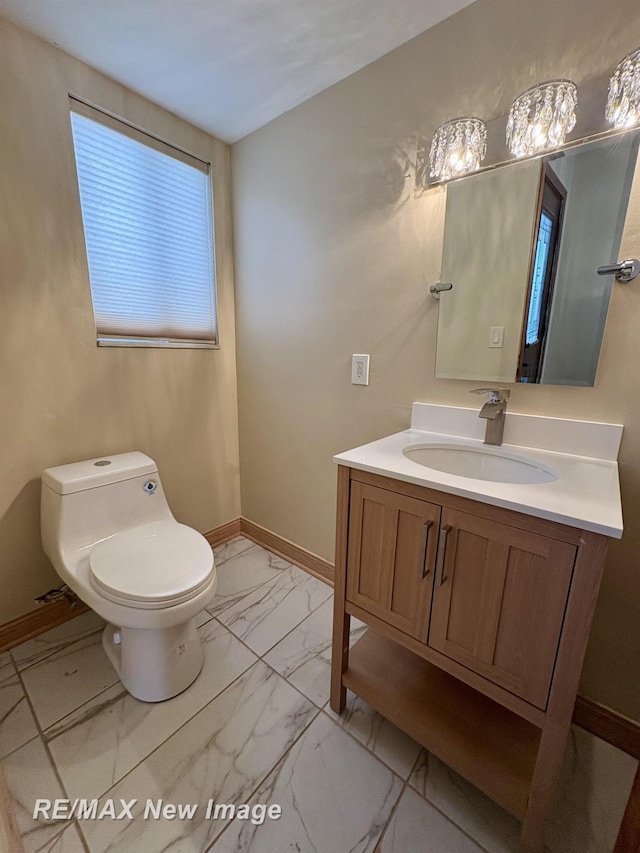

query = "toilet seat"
[{"left": 89, "top": 520, "right": 214, "bottom": 610}]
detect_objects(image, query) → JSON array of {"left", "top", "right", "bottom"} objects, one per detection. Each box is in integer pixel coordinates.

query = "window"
[{"left": 69, "top": 98, "right": 217, "bottom": 347}]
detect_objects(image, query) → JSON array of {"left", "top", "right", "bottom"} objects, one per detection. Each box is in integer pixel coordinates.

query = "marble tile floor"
[{"left": 0, "top": 536, "right": 637, "bottom": 853}]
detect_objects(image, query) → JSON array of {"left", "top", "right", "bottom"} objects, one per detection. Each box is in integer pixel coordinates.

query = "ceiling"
[{"left": 0, "top": 0, "right": 477, "bottom": 142}]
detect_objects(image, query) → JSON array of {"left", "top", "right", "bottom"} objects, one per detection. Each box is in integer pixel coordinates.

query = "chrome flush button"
[{"left": 143, "top": 479, "right": 158, "bottom": 494}]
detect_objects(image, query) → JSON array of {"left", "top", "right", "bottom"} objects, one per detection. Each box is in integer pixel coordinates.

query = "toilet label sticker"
[{"left": 142, "top": 479, "right": 158, "bottom": 494}]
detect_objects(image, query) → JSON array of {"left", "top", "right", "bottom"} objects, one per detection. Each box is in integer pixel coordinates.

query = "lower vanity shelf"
[{"left": 344, "top": 629, "right": 540, "bottom": 819}]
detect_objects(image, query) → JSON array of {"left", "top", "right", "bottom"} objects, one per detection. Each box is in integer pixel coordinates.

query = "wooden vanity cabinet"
[{"left": 331, "top": 466, "right": 609, "bottom": 853}]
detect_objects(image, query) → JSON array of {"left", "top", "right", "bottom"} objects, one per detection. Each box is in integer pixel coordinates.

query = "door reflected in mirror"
[{"left": 435, "top": 129, "right": 640, "bottom": 386}]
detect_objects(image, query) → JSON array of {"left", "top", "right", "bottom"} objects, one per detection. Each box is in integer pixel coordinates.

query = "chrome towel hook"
[{"left": 596, "top": 258, "right": 640, "bottom": 283}]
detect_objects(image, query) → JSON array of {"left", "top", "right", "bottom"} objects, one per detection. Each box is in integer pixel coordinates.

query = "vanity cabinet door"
[
  {"left": 346, "top": 482, "right": 441, "bottom": 641},
  {"left": 428, "top": 509, "right": 576, "bottom": 709}
]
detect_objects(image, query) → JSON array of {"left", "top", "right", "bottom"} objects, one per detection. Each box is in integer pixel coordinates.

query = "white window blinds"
[{"left": 70, "top": 99, "right": 217, "bottom": 347}]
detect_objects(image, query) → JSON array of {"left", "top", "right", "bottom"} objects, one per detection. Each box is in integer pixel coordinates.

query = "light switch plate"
[{"left": 489, "top": 326, "right": 504, "bottom": 348}]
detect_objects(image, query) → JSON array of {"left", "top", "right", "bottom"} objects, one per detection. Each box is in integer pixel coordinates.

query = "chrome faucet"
[{"left": 470, "top": 388, "right": 510, "bottom": 446}]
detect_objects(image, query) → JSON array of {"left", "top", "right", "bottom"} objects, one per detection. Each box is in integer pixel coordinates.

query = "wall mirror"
[{"left": 434, "top": 128, "right": 640, "bottom": 386}]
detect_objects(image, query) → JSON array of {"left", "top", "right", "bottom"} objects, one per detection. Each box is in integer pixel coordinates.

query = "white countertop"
[{"left": 333, "top": 405, "right": 623, "bottom": 539}]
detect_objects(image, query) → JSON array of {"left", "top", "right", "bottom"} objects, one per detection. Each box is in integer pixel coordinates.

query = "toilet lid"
[{"left": 89, "top": 520, "right": 214, "bottom": 606}]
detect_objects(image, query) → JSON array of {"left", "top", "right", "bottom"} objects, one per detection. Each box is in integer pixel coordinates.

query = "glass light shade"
[
  {"left": 506, "top": 80, "right": 577, "bottom": 157},
  {"left": 606, "top": 48, "right": 640, "bottom": 128},
  {"left": 429, "top": 117, "right": 487, "bottom": 182}
]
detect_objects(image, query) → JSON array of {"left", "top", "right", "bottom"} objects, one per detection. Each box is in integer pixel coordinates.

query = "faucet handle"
[{"left": 470, "top": 388, "right": 511, "bottom": 403}]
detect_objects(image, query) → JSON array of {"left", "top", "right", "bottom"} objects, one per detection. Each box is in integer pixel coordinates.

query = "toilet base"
[{"left": 102, "top": 619, "right": 204, "bottom": 702}]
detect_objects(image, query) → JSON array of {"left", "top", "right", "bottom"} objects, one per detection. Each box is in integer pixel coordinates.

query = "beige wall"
[
  {"left": 0, "top": 17, "right": 241, "bottom": 623},
  {"left": 232, "top": 0, "right": 640, "bottom": 719}
]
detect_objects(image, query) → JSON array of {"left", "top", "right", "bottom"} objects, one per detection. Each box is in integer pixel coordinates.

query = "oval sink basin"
[{"left": 403, "top": 444, "right": 558, "bottom": 484}]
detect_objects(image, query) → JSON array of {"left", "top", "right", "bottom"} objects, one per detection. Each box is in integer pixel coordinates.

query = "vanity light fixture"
[
  {"left": 506, "top": 80, "right": 577, "bottom": 157},
  {"left": 429, "top": 117, "right": 487, "bottom": 182},
  {"left": 606, "top": 48, "right": 640, "bottom": 128}
]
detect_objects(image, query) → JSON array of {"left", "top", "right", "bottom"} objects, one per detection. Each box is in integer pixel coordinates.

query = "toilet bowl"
[{"left": 40, "top": 452, "right": 217, "bottom": 702}]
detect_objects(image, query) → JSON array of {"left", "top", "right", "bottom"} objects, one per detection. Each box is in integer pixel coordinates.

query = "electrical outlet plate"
[{"left": 352, "top": 354, "right": 370, "bottom": 385}]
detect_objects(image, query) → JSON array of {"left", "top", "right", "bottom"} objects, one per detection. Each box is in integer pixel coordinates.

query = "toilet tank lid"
[{"left": 42, "top": 452, "right": 158, "bottom": 495}]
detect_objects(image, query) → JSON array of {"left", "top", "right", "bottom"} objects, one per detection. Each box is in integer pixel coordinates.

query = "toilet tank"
[{"left": 41, "top": 452, "right": 174, "bottom": 560}]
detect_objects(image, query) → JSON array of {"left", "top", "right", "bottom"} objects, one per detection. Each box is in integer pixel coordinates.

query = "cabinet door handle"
[
  {"left": 435, "top": 524, "right": 453, "bottom": 587},
  {"left": 417, "top": 520, "right": 433, "bottom": 579}
]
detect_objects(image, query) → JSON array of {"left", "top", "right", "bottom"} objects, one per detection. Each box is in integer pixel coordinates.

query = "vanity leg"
[
  {"left": 330, "top": 607, "right": 349, "bottom": 713},
  {"left": 519, "top": 722, "right": 570, "bottom": 853},
  {"left": 330, "top": 465, "right": 351, "bottom": 714}
]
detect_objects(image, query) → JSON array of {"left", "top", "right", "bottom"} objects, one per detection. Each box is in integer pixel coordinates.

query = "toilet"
[{"left": 40, "top": 452, "right": 217, "bottom": 702}]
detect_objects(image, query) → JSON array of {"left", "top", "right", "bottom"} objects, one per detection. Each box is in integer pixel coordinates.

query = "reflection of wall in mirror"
[
  {"left": 436, "top": 161, "right": 541, "bottom": 382},
  {"left": 540, "top": 135, "right": 640, "bottom": 385}
]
